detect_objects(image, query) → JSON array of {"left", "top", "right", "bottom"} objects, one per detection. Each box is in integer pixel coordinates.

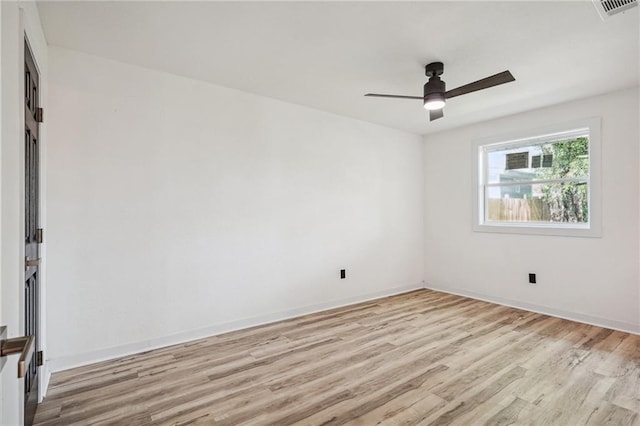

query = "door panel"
[{"left": 23, "top": 39, "right": 40, "bottom": 426}]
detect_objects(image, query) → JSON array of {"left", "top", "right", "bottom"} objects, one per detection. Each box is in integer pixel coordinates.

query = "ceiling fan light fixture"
[
  {"left": 423, "top": 75, "right": 446, "bottom": 110},
  {"left": 423, "top": 93, "right": 445, "bottom": 110}
]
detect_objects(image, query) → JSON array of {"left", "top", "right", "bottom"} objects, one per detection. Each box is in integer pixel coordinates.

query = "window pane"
[
  {"left": 487, "top": 136, "right": 589, "bottom": 184},
  {"left": 487, "top": 182, "right": 588, "bottom": 224}
]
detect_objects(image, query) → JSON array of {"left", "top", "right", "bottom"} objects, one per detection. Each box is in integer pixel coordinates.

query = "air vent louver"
[{"left": 592, "top": 0, "right": 637, "bottom": 20}]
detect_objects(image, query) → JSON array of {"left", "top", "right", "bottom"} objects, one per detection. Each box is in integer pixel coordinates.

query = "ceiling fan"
[{"left": 365, "top": 62, "right": 515, "bottom": 121}]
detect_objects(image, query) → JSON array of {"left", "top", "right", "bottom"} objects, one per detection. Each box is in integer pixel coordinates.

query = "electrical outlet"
[
  {"left": 340, "top": 269, "right": 346, "bottom": 279},
  {"left": 528, "top": 273, "right": 536, "bottom": 284}
]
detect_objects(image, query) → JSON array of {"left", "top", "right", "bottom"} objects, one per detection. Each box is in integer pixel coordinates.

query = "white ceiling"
[{"left": 37, "top": 1, "right": 639, "bottom": 135}]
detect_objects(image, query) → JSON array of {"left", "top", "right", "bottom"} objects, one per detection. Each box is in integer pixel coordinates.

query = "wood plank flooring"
[{"left": 34, "top": 289, "right": 640, "bottom": 425}]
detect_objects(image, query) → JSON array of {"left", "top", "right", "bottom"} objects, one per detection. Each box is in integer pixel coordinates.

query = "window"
[{"left": 473, "top": 118, "right": 601, "bottom": 237}]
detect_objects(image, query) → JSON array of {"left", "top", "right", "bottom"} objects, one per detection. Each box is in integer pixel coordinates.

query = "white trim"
[
  {"left": 40, "top": 367, "right": 50, "bottom": 401},
  {"left": 423, "top": 282, "right": 639, "bottom": 335},
  {"left": 483, "top": 127, "right": 590, "bottom": 152},
  {"left": 47, "top": 283, "right": 423, "bottom": 373},
  {"left": 472, "top": 117, "right": 602, "bottom": 238}
]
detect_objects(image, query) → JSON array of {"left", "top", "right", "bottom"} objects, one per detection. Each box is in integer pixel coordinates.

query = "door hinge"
[
  {"left": 36, "top": 228, "right": 43, "bottom": 244},
  {"left": 36, "top": 350, "right": 43, "bottom": 367},
  {"left": 36, "top": 108, "right": 44, "bottom": 123}
]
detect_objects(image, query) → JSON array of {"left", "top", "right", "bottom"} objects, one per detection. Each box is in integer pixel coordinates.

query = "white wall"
[
  {"left": 423, "top": 88, "right": 640, "bottom": 333},
  {"left": 46, "top": 46, "right": 424, "bottom": 371},
  {"left": 1, "top": 1, "right": 49, "bottom": 424}
]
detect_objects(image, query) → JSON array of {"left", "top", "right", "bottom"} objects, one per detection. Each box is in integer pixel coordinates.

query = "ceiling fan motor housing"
[{"left": 424, "top": 77, "right": 446, "bottom": 103}]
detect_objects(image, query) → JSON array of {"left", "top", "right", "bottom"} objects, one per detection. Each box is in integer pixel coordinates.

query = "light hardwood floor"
[{"left": 34, "top": 289, "right": 639, "bottom": 425}]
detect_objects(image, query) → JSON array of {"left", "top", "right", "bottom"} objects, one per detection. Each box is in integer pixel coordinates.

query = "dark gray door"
[{"left": 24, "top": 39, "right": 40, "bottom": 426}]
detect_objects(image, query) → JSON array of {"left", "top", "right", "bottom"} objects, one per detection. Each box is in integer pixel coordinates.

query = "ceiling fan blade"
[
  {"left": 429, "top": 109, "right": 444, "bottom": 121},
  {"left": 445, "top": 71, "right": 515, "bottom": 99},
  {"left": 364, "top": 93, "right": 423, "bottom": 100}
]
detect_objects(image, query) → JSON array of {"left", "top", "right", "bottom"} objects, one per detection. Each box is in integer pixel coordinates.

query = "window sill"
[{"left": 473, "top": 222, "right": 601, "bottom": 238}]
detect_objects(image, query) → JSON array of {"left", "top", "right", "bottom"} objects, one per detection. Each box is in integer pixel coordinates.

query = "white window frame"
[{"left": 472, "top": 117, "right": 601, "bottom": 237}]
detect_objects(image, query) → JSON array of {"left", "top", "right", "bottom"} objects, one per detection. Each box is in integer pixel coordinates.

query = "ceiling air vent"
[{"left": 592, "top": 0, "right": 637, "bottom": 20}]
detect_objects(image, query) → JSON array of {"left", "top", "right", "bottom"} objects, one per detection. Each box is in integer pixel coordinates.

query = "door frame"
[{"left": 1, "top": 4, "right": 30, "bottom": 424}]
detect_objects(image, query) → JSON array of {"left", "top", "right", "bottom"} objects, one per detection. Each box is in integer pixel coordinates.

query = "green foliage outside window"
[{"left": 536, "top": 137, "right": 589, "bottom": 223}]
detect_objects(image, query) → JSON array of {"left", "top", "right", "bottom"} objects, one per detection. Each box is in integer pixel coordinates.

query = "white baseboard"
[
  {"left": 48, "top": 283, "right": 423, "bottom": 373},
  {"left": 423, "top": 282, "right": 640, "bottom": 335}
]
